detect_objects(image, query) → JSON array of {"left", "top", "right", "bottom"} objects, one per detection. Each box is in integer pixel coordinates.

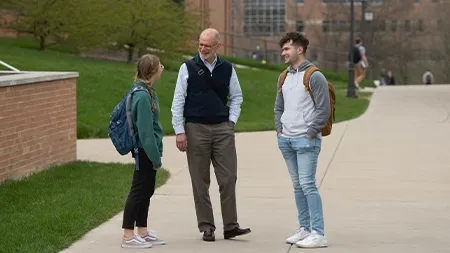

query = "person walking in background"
[
  {"left": 121, "top": 54, "right": 166, "bottom": 249},
  {"left": 171, "top": 28, "right": 251, "bottom": 242},
  {"left": 353, "top": 39, "right": 369, "bottom": 90},
  {"left": 380, "top": 68, "right": 389, "bottom": 86},
  {"left": 423, "top": 70, "right": 434, "bottom": 85},
  {"left": 387, "top": 70, "right": 395, "bottom": 85},
  {"left": 274, "top": 32, "right": 330, "bottom": 248}
]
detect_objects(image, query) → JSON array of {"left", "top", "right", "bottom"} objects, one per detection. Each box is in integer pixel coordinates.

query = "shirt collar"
[{"left": 200, "top": 55, "right": 217, "bottom": 65}]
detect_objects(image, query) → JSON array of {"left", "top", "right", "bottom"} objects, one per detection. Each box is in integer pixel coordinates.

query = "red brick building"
[
  {"left": 0, "top": 9, "right": 20, "bottom": 37},
  {"left": 186, "top": 0, "right": 441, "bottom": 67}
]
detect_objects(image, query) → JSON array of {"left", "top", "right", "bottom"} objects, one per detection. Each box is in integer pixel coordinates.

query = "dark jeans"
[{"left": 122, "top": 148, "right": 157, "bottom": 229}]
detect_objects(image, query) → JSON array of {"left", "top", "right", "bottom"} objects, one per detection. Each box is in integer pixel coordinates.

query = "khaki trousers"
[{"left": 185, "top": 121, "right": 239, "bottom": 232}]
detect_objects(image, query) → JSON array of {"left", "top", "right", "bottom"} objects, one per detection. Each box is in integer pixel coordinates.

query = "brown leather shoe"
[
  {"left": 224, "top": 227, "right": 251, "bottom": 239},
  {"left": 203, "top": 229, "right": 215, "bottom": 242}
]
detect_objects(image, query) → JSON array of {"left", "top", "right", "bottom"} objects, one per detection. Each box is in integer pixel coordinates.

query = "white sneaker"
[
  {"left": 141, "top": 230, "right": 166, "bottom": 246},
  {"left": 286, "top": 227, "right": 311, "bottom": 244},
  {"left": 296, "top": 230, "right": 328, "bottom": 248},
  {"left": 121, "top": 234, "right": 152, "bottom": 248}
]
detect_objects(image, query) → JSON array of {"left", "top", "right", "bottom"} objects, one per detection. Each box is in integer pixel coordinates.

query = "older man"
[{"left": 171, "top": 28, "right": 251, "bottom": 242}]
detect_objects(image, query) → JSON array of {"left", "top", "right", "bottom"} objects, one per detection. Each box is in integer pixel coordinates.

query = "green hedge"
[{"left": 175, "top": 50, "right": 350, "bottom": 83}]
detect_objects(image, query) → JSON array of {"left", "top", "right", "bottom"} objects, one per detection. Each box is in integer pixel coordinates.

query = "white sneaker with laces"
[
  {"left": 141, "top": 230, "right": 166, "bottom": 246},
  {"left": 121, "top": 234, "right": 152, "bottom": 248},
  {"left": 286, "top": 227, "right": 311, "bottom": 244},
  {"left": 296, "top": 230, "right": 328, "bottom": 248}
]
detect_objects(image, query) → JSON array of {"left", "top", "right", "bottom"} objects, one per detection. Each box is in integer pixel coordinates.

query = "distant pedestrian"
[
  {"left": 387, "top": 70, "right": 395, "bottom": 85},
  {"left": 353, "top": 39, "right": 369, "bottom": 90},
  {"left": 422, "top": 70, "right": 434, "bottom": 85},
  {"left": 380, "top": 68, "right": 388, "bottom": 86}
]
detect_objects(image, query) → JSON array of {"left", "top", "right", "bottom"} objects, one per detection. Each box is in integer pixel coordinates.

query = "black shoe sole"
[
  {"left": 224, "top": 230, "right": 251, "bottom": 240},
  {"left": 203, "top": 237, "right": 215, "bottom": 242}
]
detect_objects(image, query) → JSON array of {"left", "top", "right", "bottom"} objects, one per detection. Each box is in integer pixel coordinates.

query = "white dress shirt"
[{"left": 171, "top": 56, "right": 243, "bottom": 135}]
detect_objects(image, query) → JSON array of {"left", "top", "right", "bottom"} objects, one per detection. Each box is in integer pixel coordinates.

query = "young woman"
[{"left": 121, "top": 54, "right": 165, "bottom": 249}]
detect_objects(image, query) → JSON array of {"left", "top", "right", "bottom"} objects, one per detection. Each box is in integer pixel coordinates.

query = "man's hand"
[{"left": 176, "top": 133, "right": 188, "bottom": 152}]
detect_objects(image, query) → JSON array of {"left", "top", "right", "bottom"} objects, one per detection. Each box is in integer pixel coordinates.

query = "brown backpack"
[{"left": 278, "top": 66, "right": 336, "bottom": 136}]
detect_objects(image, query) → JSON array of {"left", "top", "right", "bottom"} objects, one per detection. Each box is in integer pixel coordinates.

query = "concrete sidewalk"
[{"left": 66, "top": 85, "right": 450, "bottom": 253}]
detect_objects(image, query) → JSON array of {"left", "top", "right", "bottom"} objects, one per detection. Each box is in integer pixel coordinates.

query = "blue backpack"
[{"left": 108, "top": 86, "right": 149, "bottom": 170}]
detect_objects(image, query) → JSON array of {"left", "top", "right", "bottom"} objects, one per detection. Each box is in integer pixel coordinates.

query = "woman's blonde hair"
[{"left": 134, "top": 54, "right": 161, "bottom": 111}]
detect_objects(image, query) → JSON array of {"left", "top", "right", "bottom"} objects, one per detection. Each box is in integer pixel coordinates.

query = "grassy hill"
[{"left": 0, "top": 38, "right": 371, "bottom": 139}]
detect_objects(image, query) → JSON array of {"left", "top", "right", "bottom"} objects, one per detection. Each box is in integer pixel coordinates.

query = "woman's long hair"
[{"left": 134, "top": 54, "right": 160, "bottom": 111}]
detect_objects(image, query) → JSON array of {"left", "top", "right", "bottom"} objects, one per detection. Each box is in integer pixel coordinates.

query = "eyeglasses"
[{"left": 197, "top": 41, "right": 217, "bottom": 49}]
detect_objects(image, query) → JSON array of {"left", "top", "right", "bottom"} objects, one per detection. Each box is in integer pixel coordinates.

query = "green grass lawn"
[
  {"left": 0, "top": 37, "right": 371, "bottom": 253},
  {"left": 0, "top": 38, "right": 371, "bottom": 138},
  {"left": 0, "top": 161, "right": 169, "bottom": 253}
]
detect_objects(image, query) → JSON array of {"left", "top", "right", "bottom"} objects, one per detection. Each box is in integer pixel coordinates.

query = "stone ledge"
[{"left": 0, "top": 71, "right": 79, "bottom": 87}]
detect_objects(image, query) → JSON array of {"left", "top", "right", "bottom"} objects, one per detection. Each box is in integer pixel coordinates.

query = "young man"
[
  {"left": 354, "top": 39, "right": 369, "bottom": 90},
  {"left": 274, "top": 32, "right": 330, "bottom": 248},
  {"left": 171, "top": 28, "right": 251, "bottom": 242}
]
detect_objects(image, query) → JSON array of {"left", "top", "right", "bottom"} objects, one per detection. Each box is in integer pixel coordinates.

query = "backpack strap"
[
  {"left": 277, "top": 69, "right": 289, "bottom": 93},
  {"left": 125, "top": 86, "right": 149, "bottom": 171},
  {"left": 126, "top": 86, "right": 149, "bottom": 136},
  {"left": 303, "top": 66, "right": 320, "bottom": 105},
  {"left": 186, "top": 59, "right": 205, "bottom": 76}
]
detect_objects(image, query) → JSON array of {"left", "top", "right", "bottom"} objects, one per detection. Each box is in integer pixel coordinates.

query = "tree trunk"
[
  {"left": 39, "top": 35, "right": 46, "bottom": 50},
  {"left": 127, "top": 45, "right": 135, "bottom": 63},
  {"left": 137, "top": 47, "right": 147, "bottom": 58}
]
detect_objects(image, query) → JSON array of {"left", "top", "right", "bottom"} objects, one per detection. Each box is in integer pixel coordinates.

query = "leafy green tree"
[
  {"left": 111, "top": 0, "right": 200, "bottom": 63},
  {"left": 2, "top": 0, "right": 80, "bottom": 50}
]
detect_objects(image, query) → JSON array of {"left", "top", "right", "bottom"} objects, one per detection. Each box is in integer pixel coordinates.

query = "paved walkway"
[{"left": 65, "top": 85, "right": 450, "bottom": 253}]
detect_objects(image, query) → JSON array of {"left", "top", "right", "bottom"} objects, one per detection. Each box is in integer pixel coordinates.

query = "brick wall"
[
  {"left": 0, "top": 9, "right": 18, "bottom": 38},
  {"left": 0, "top": 77, "right": 77, "bottom": 182}
]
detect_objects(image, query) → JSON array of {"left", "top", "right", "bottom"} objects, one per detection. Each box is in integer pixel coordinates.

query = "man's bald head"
[
  {"left": 200, "top": 28, "right": 221, "bottom": 43},
  {"left": 197, "top": 28, "right": 222, "bottom": 63}
]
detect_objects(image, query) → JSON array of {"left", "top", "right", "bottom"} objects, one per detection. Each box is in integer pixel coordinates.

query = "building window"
[
  {"left": 381, "top": 20, "right": 387, "bottom": 31},
  {"left": 322, "top": 20, "right": 330, "bottom": 32},
  {"left": 243, "top": 0, "right": 286, "bottom": 36},
  {"left": 296, "top": 21, "right": 304, "bottom": 33},
  {"left": 417, "top": 20, "right": 423, "bottom": 31},
  {"left": 322, "top": 20, "right": 352, "bottom": 33},
  {"left": 404, "top": 20, "right": 410, "bottom": 32},
  {"left": 390, "top": 20, "right": 397, "bottom": 32},
  {"left": 296, "top": 0, "right": 304, "bottom": 3}
]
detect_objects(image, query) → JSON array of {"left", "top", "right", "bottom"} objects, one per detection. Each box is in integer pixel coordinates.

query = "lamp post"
[
  {"left": 361, "top": 0, "right": 374, "bottom": 42},
  {"left": 347, "top": 0, "right": 357, "bottom": 98}
]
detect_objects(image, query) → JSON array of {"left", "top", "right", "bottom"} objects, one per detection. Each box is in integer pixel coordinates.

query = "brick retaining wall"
[{"left": 0, "top": 71, "right": 78, "bottom": 182}]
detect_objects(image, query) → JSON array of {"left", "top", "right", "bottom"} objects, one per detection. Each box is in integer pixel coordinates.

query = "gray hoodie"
[{"left": 274, "top": 60, "right": 330, "bottom": 138}]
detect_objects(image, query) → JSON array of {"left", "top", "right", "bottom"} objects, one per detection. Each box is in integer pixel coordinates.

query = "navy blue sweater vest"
[{"left": 183, "top": 55, "right": 232, "bottom": 124}]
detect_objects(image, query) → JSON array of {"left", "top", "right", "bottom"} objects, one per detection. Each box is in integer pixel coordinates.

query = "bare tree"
[
  {"left": 313, "top": 3, "right": 350, "bottom": 73},
  {"left": 431, "top": 2, "right": 450, "bottom": 83}
]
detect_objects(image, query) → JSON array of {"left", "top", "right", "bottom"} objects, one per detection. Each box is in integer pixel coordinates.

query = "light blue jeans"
[{"left": 277, "top": 136, "right": 325, "bottom": 235}]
